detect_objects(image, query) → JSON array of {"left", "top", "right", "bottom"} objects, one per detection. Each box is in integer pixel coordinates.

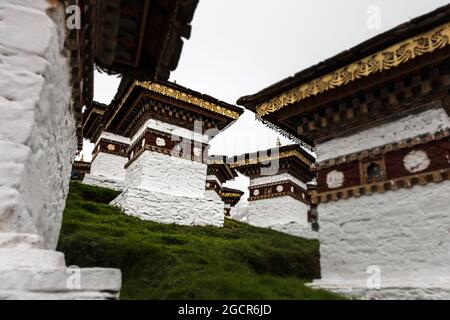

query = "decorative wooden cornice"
[
  {"left": 92, "top": 138, "right": 129, "bottom": 161},
  {"left": 314, "top": 168, "right": 450, "bottom": 204},
  {"left": 221, "top": 190, "right": 244, "bottom": 214},
  {"left": 205, "top": 180, "right": 222, "bottom": 195},
  {"left": 206, "top": 160, "right": 238, "bottom": 184},
  {"left": 221, "top": 187, "right": 244, "bottom": 207},
  {"left": 221, "top": 192, "right": 243, "bottom": 198},
  {"left": 124, "top": 127, "right": 208, "bottom": 168},
  {"left": 71, "top": 160, "right": 91, "bottom": 181},
  {"left": 255, "top": 22, "right": 450, "bottom": 117},
  {"left": 72, "top": 161, "right": 91, "bottom": 174},
  {"left": 230, "top": 149, "right": 313, "bottom": 169},
  {"left": 135, "top": 81, "right": 240, "bottom": 120},
  {"left": 248, "top": 180, "right": 309, "bottom": 204},
  {"left": 315, "top": 128, "right": 450, "bottom": 170},
  {"left": 314, "top": 130, "right": 450, "bottom": 203}
]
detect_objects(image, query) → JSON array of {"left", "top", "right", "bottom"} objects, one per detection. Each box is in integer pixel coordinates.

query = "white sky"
[{"left": 89, "top": 0, "right": 449, "bottom": 194}]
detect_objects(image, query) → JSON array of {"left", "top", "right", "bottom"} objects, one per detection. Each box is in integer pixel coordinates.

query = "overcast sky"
[{"left": 91, "top": 0, "right": 449, "bottom": 193}]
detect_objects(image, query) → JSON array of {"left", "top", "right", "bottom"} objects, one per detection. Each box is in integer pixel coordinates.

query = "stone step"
[
  {"left": 0, "top": 267, "right": 122, "bottom": 292},
  {"left": 0, "top": 249, "right": 66, "bottom": 270}
]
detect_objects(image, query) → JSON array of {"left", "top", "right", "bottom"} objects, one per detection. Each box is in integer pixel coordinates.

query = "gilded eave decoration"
[
  {"left": 256, "top": 22, "right": 450, "bottom": 117},
  {"left": 229, "top": 149, "right": 313, "bottom": 168},
  {"left": 136, "top": 81, "right": 240, "bottom": 120},
  {"left": 221, "top": 192, "right": 243, "bottom": 198}
]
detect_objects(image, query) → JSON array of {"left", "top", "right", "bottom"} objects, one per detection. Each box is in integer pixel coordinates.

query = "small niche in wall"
[{"left": 360, "top": 158, "right": 386, "bottom": 184}]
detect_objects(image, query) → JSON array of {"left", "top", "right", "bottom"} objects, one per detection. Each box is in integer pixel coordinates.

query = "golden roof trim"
[
  {"left": 221, "top": 192, "right": 243, "bottom": 198},
  {"left": 256, "top": 22, "right": 450, "bottom": 117},
  {"left": 230, "top": 150, "right": 312, "bottom": 168},
  {"left": 136, "top": 81, "right": 240, "bottom": 120}
]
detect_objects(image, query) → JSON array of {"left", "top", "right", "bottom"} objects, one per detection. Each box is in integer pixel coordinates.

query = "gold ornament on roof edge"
[
  {"left": 136, "top": 81, "right": 240, "bottom": 120},
  {"left": 256, "top": 22, "right": 450, "bottom": 117}
]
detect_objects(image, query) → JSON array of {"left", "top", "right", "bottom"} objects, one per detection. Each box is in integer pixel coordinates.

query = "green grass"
[{"left": 57, "top": 182, "right": 343, "bottom": 300}]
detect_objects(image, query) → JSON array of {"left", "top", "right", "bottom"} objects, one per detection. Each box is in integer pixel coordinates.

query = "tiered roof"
[
  {"left": 237, "top": 4, "right": 450, "bottom": 146},
  {"left": 65, "top": 0, "right": 200, "bottom": 148},
  {"left": 84, "top": 80, "right": 243, "bottom": 142},
  {"left": 228, "top": 144, "right": 315, "bottom": 183}
]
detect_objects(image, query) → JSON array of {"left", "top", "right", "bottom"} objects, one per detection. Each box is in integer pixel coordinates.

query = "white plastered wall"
[
  {"left": 316, "top": 106, "right": 450, "bottom": 162},
  {"left": 0, "top": 0, "right": 122, "bottom": 299},
  {"left": 312, "top": 106, "right": 450, "bottom": 299},
  {"left": 246, "top": 173, "right": 316, "bottom": 239},
  {"left": 83, "top": 132, "right": 130, "bottom": 191},
  {"left": 0, "top": 0, "right": 76, "bottom": 250},
  {"left": 113, "top": 150, "right": 224, "bottom": 227}
]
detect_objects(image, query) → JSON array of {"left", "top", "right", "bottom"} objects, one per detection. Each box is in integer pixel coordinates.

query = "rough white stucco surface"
[
  {"left": 316, "top": 107, "right": 450, "bottom": 162},
  {"left": 0, "top": 0, "right": 122, "bottom": 300},
  {"left": 314, "top": 181, "right": 450, "bottom": 299},
  {"left": 0, "top": 246, "right": 122, "bottom": 300},
  {"left": 83, "top": 153, "right": 128, "bottom": 191},
  {"left": 250, "top": 173, "right": 307, "bottom": 190},
  {"left": 112, "top": 187, "right": 224, "bottom": 227},
  {"left": 113, "top": 150, "right": 224, "bottom": 226},
  {"left": 247, "top": 196, "right": 315, "bottom": 239},
  {"left": 0, "top": 0, "right": 75, "bottom": 250},
  {"left": 125, "top": 151, "right": 208, "bottom": 197}
]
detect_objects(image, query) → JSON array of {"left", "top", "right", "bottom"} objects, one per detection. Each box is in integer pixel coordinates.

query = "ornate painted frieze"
[
  {"left": 230, "top": 149, "right": 313, "bottom": 169},
  {"left": 206, "top": 161, "right": 239, "bottom": 184},
  {"left": 92, "top": 139, "right": 129, "bottom": 161},
  {"left": 220, "top": 188, "right": 244, "bottom": 217},
  {"left": 256, "top": 22, "right": 450, "bottom": 117},
  {"left": 205, "top": 180, "right": 222, "bottom": 195},
  {"left": 230, "top": 145, "right": 315, "bottom": 185},
  {"left": 248, "top": 180, "right": 309, "bottom": 204},
  {"left": 136, "top": 81, "right": 241, "bottom": 120},
  {"left": 125, "top": 127, "right": 208, "bottom": 168},
  {"left": 313, "top": 129, "right": 450, "bottom": 203},
  {"left": 71, "top": 161, "right": 91, "bottom": 181}
]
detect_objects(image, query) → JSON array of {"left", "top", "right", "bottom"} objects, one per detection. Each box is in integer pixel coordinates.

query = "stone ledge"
[
  {"left": 0, "top": 248, "right": 122, "bottom": 300},
  {"left": 0, "top": 290, "right": 119, "bottom": 300},
  {"left": 308, "top": 279, "right": 450, "bottom": 300},
  {"left": 0, "top": 268, "right": 122, "bottom": 292},
  {"left": 0, "top": 249, "right": 66, "bottom": 270}
]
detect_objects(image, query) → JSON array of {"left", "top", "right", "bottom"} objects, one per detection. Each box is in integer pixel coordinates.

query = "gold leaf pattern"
[
  {"left": 136, "top": 81, "right": 240, "bottom": 120},
  {"left": 256, "top": 22, "right": 450, "bottom": 117}
]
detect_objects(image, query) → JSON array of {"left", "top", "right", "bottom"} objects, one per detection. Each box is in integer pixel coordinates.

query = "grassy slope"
[{"left": 57, "top": 182, "right": 343, "bottom": 300}]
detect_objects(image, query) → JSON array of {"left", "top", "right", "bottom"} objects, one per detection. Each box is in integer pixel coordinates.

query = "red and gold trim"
[
  {"left": 125, "top": 127, "right": 209, "bottom": 168},
  {"left": 205, "top": 180, "right": 222, "bottom": 195},
  {"left": 221, "top": 188, "right": 244, "bottom": 207},
  {"left": 314, "top": 129, "right": 450, "bottom": 203},
  {"left": 92, "top": 139, "right": 129, "bottom": 161},
  {"left": 248, "top": 180, "right": 309, "bottom": 204},
  {"left": 71, "top": 161, "right": 91, "bottom": 181}
]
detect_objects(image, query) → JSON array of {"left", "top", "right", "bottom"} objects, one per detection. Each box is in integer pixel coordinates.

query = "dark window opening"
[{"left": 367, "top": 163, "right": 383, "bottom": 183}]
